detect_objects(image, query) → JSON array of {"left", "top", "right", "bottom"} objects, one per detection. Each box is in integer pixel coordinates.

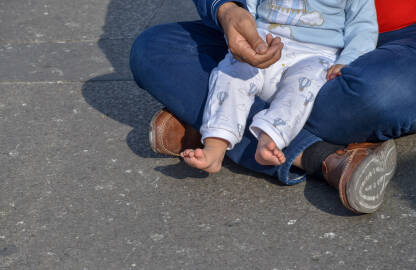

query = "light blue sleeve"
[
  {"left": 335, "top": 0, "right": 378, "bottom": 65},
  {"left": 246, "top": 0, "right": 258, "bottom": 18}
]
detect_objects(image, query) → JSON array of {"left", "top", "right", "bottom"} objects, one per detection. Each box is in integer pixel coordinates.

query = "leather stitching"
[{"left": 158, "top": 113, "right": 180, "bottom": 156}]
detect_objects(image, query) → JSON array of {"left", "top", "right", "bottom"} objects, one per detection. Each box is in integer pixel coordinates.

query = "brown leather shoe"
[
  {"left": 322, "top": 140, "right": 397, "bottom": 214},
  {"left": 149, "top": 108, "right": 203, "bottom": 156}
]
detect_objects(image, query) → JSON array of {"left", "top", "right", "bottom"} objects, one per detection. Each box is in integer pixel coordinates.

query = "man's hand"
[
  {"left": 326, "top": 64, "right": 345, "bottom": 80},
  {"left": 217, "top": 2, "right": 283, "bottom": 69}
]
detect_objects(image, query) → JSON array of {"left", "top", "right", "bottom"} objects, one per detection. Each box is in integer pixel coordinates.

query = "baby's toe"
[
  {"left": 183, "top": 150, "right": 193, "bottom": 158},
  {"left": 278, "top": 153, "right": 286, "bottom": 163},
  {"left": 272, "top": 148, "right": 280, "bottom": 156},
  {"left": 194, "top": 148, "right": 204, "bottom": 159},
  {"left": 187, "top": 150, "right": 195, "bottom": 158}
]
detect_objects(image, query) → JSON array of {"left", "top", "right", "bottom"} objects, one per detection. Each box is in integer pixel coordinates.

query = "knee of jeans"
[
  {"left": 130, "top": 25, "right": 167, "bottom": 87},
  {"left": 315, "top": 80, "right": 392, "bottom": 130},
  {"left": 345, "top": 83, "right": 410, "bottom": 131},
  {"left": 130, "top": 31, "right": 149, "bottom": 87}
]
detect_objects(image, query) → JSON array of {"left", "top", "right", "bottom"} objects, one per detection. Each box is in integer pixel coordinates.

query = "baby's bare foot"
[
  {"left": 180, "top": 139, "right": 228, "bottom": 173},
  {"left": 255, "top": 132, "right": 286, "bottom": 166}
]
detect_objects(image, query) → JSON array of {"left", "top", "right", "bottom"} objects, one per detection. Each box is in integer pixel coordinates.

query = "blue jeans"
[{"left": 130, "top": 21, "right": 416, "bottom": 185}]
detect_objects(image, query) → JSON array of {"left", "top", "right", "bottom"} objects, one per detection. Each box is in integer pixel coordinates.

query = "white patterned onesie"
[
  {"left": 201, "top": 29, "right": 337, "bottom": 150},
  {"left": 200, "top": 0, "right": 377, "bottom": 151}
]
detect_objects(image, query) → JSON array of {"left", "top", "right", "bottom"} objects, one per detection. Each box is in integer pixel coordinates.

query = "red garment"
[{"left": 376, "top": 0, "right": 416, "bottom": 33}]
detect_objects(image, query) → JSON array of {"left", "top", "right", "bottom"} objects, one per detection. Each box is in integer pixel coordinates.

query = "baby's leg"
[
  {"left": 181, "top": 52, "right": 264, "bottom": 172},
  {"left": 250, "top": 55, "right": 332, "bottom": 165}
]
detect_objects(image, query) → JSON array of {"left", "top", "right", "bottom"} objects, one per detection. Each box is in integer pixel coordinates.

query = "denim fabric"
[
  {"left": 305, "top": 23, "right": 416, "bottom": 145},
  {"left": 130, "top": 21, "right": 416, "bottom": 185}
]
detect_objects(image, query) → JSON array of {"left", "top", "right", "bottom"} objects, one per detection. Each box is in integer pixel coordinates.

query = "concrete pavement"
[{"left": 1, "top": 1, "right": 415, "bottom": 269}]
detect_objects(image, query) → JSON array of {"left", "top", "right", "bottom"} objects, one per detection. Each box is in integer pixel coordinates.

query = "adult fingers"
[
  {"left": 255, "top": 36, "right": 283, "bottom": 68},
  {"left": 254, "top": 45, "right": 283, "bottom": 67},
  {"left": 229, "top": 37, "right": 256, "bottom": 62},
  {"left": 238, "top": 37, "right": 283, "bottom": 67},
  {"left": 256, "top": 42, "right": 284, "bottom": 69},
  {"left": 237, "top": 18, "right": 268, "bottom": 54},
  {"left": 270, "top": 36, "right": 282, "bottom": 47},
  {"left": 266, "top": 34, "right": 273, "bottom": 47},
  {"left": 227, "top": 25, "right": 283, "bottom": 67}
]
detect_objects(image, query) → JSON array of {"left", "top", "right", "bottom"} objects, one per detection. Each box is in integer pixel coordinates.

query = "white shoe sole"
[{"left": 346, "top": 140, "right": 397, "bottom": 213}]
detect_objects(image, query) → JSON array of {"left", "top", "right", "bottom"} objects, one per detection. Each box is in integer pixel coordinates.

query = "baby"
[{"left": 181, "top": 0, "right": 378, "bottom": 173}]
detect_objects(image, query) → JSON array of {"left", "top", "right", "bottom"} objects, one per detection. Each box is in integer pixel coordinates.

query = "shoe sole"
[{"left": 346, "top": 140, "right": 397, "bottom": 213}]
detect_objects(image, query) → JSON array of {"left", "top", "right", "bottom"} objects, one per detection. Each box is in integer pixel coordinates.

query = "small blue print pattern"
[
  {"left": 298, "top": 77, "right": 311, "bottom": 91},
  {"left": 217, "top": 91, "right": 228, "bottom": 105},
  {"left": 273, "top": 118, "right": 287, "bottom": 127}
]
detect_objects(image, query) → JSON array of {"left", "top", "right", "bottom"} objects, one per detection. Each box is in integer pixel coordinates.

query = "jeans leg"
[
  {"left": 305, "top": 25, "right": 416, "bottom": 144},
  {"left": 130, "top": 21, "right": 315, "bottom": 184},
  {"left": 130, "top": 21, "right": 282, "bottom": 177},
  {"left": 130, "top": 21, "right": 229, "bottom": 127},
  {"left": 377, "top": 23, "right": 416, "bottom": 46},
  {"left": 130, "top": 21, "right": 416, "bottom": 185},
  {"left": 275, "top": 24, "right": 416, "bottom": 185}
]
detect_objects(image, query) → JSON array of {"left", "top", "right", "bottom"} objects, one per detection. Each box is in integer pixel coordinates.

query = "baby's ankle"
[
  {"left": 259, "top": 132, "right": 273, "bottom": 143},
  {"left": 203, "top": 138, "right": 229, "bottom": 153}
]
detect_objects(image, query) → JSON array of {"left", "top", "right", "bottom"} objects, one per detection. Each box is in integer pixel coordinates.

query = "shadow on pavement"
[
  {"left": 83, "top": 79, "right": 164, "bottom": 159},
  {"left": 391, "top": 151, "right": 416, "bottom": 209},
  {"left": 82, "top": 0, "right": 166, "bottom": 160},
  {"left": 303, "top": 178, "right": 356, "bottom": 216}
]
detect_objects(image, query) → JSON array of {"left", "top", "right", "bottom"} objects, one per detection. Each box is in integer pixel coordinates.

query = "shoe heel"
[{"left": 149, "top": 109, "right": 164, "bottom": 153}]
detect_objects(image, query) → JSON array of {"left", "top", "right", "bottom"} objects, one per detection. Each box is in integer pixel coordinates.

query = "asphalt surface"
[{"left": 1, "top": 1, "right": 415, "bottom": 269}]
